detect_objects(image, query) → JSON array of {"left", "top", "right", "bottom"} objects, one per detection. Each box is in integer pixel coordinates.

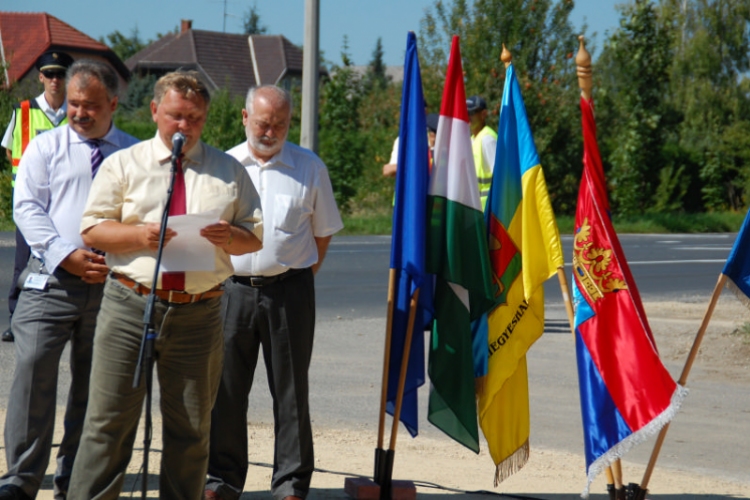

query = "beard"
[{"left": 248, "top": 132, "right": 285, "bottom": 157}]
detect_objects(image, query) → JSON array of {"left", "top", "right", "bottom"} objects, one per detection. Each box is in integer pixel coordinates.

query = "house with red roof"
[
  {"left": 0, "top": 11, "right": 130, "bottom": 88},
  {"left": 126, "top": 20, "right": 326, "bottom": 99}
]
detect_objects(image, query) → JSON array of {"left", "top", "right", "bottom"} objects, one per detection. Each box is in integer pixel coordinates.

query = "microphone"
[{"left": 171, "top": 132, "right": 186, "bottom": 159}]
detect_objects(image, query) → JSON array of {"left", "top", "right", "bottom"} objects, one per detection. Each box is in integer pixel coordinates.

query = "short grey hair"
[
  {"left": 245, "top": 85, "right": 292, "bottom": 116},
  {"left": 66, "top": 59, "right": 119, "bottom": 99}
]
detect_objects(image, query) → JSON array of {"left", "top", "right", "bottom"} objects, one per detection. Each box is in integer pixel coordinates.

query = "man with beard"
[
  {"left": 204, "top": 85, "right": 343, "bottom": 500},
  {"left": 1, "top": 50, "right": 74, "bottom": 343},
  {"left": 0, "top": 59, "right": 137, "bottom": 500}
]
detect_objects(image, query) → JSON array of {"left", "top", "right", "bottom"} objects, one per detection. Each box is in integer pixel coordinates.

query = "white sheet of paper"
[{"left": 160, "top": 208, "right": 223, "bottom": 272}]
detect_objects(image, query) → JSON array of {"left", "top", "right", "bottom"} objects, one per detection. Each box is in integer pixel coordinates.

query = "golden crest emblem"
[{"left": 573, "top": 217, "right": 627, "bottom": 302}]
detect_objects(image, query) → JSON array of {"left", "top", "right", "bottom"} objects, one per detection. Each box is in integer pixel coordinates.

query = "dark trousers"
[
  {"left": 207, "top": 268, "right": 315, "bottom": 500},
  {"left": 7, "top": 227, "right": 30, "bottom": 317},
  {"left": 1, "top": 258, "right": 103, "bottom": 499}
]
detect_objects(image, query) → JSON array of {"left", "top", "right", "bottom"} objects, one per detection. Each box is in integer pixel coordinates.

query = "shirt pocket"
[
  {"left": 200, "top": 184, "right": 237, "bottom": 213},
  {"left": 273, "top": 194, "right": 310, "bottom": 233}
]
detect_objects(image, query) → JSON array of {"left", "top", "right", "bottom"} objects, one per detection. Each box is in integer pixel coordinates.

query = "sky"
[{"left": 9, "top": 0, "right": 623, "bottom": 66}]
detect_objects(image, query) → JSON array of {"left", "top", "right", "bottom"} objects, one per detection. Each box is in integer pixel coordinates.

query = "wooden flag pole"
[
  {"left": 556, "top": 267, "right": 575, "bottom": 340},
  {"left": 375, "top": 288, "right": 421, "bottom": 500},
  {"left": 374, "top": 268, "right": 397, "bottom": 484},
  {"left": 636, "top": 273, "right": 728, "bottom": 495},
  {"left": 575, "top": 35, "right": 624, "bottom": 500},
  {"left": 388, "top": 288, "right": 421, "bottom": 451}
]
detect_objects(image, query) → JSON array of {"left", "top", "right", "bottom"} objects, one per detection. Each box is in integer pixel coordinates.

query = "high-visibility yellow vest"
[
  {"left": 472, "top": 125, "right": 497, "bottom": 210},
  {"left": 10, "top": 100, "right": 68, "bottom": 187}
]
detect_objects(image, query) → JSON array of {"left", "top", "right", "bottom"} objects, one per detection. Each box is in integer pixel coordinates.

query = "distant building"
[
  {"left": 127, "top": 20, "right": 326, "bottom": 99},
  {"left": 349, "top": 65, "right": 404, "bottom": 84},
  {"left": 0, "top": 11, "right": 130, "bottom": 88}
]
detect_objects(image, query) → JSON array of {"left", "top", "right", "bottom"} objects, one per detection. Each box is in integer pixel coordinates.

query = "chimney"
[{"left": 181, "top": 19, "right": 193, "bottom": 33}]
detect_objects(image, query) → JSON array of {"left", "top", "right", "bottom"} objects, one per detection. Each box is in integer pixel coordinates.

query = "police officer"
[
  {"left": 467, "top": 95, "right": 497, "bottom": 211},
  {"left": 1, "top": 50, "right": 73, "bottom": 342}
]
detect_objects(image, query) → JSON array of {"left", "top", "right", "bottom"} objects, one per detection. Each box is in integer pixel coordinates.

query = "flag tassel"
[
  {"left": 374, "top": 268, "right": 397, "bottom": 485},
  {"left": 493, "top": 439, "right": 529, "bottom": 486},
  {"left": 582, "top": 385, "right": 688, "bottom": 498},
  {"left": 632, "top": 273, "right": 727, "bottom": 497},
  {"left": 558, "top": 267, "right": 625, "bottom": 497}
]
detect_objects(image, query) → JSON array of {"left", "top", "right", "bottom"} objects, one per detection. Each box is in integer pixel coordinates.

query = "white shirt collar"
[{"left": 243, "top": 141, "right": 293, "bottom": 169}]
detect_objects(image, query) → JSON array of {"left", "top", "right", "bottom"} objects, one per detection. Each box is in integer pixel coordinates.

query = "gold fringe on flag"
[{"left": 494, "top": 439, "right": 529, "bottom": 486}]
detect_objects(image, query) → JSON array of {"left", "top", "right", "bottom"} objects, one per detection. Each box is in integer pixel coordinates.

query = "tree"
[
  {"left": 661, "top": 0, "right": 750, "bottom": 210},
  {"left": 365, "top": 38, "right": 390, "bottom": 91},
  {"left": 418, "top": 0, "right": 583, "bottom": 213},
  {"left": 596, "top": 0, "right": 676, "bottom": 215},
  {"left": 101, "top": 27, "right": 147, "bottom": 61},
  {"left": 243, "top": 3, "right": 268, "bottom": 35},
  {"left": 318, "top": 40, "right": 366, "bottom": 210}
]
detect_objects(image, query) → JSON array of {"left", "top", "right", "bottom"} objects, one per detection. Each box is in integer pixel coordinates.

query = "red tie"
[{"left": 162, "top": 156, "right": 186, "bottom": 291}]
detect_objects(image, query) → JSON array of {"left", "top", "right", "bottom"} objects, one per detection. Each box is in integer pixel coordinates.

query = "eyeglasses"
[{"left": 41, "top": 70, "right": 66, "bottom": 80}]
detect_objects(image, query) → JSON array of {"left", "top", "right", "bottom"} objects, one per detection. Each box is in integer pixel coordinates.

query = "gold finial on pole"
[
  {"left": 576, "top": 35, "right": 592, "bottom": 100},
  {"left": 501, "top": 44, "right": 512, "bottom": 68}
]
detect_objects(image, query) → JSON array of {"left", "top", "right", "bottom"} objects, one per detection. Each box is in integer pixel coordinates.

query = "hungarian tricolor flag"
[
  {"left": 573, "top": 96, "right": 687, "bottom": 497},
  {"left": 426, "top": 35, "right": 495, "bottom": 452},
  {"left": 475, "top": 62, "right": 564, "bottom": 483}
]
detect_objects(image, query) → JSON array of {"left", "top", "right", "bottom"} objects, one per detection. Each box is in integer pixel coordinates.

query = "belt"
[
  {"left": 111, "top": 273, "right": 223, "bottom": 304},
  {"left": 232, "top": 268, "right": 307, "bottom": 288}
]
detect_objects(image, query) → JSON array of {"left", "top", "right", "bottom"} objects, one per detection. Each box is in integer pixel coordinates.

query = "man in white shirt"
[
  {"left": 0, "top": 60, "right": 137, "bottom": 500},
  {"left": 1, "top": 50, "right": 73, "bottom": 343},
  {"left": 205, "top": 85, "right": 343, "bottom": 500}
]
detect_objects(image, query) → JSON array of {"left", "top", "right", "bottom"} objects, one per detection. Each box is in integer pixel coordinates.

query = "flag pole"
[
  {"left": 629, "top": 273, "right": 728, "bottom": 500},
  {"left": 556, "top": 268, "right": 575, "bottom": 340},
  {"left": 374, "top": 268, "right": 397, "bottom": 485},
  {"left": 381, "top": 288, "right": 421, "bottom": 499},
  {"left": 575, "top": 35, "right": 625, "bottom": 500}
]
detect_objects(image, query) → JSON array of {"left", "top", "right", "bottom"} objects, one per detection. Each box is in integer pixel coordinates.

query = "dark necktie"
[
  {"left": 162, "top": 156, "right": 186, "bottom": 291},
  {"left": 87, "top": 139, "right": 104, "bottom": 178}
]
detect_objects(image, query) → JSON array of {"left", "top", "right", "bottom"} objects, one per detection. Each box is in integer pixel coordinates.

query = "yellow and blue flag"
[{"left": 476, "top": 63, "right": 564, "bottom": 482}]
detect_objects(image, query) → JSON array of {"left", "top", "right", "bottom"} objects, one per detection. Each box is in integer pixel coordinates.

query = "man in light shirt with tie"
[
  {"left": 0, "top": 60, "right": 138, "bottom": 500},
  {"left": 68, "top": 70, "right": 263, "bottom": 500}
]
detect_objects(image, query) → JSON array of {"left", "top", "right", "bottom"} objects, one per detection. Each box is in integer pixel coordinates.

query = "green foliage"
[
  {"left": 0, "top": 79, "right": 18, "bottom": 222},
  {"left": 202, "top": 89, "right": 246, "bottom": 151},
  {"left": 318, "top": 46, "right": 367, "bottom": 210},
  {"left": 365, "top": 38, "right": 390, "bottom": 91},
  {"left": 661, "top": 0, "right": 750, "bottom": 211},
  {"left": 100, "top": 27, "right": 147, "bottom": 61},
  {"left": 598, "top": 0, "right": 675, "bottom": 215},
  {"left": 243, "top": 3, "right": 268, "bottom": 35},
  {"left": 418, "top": 0, "right": 583, "bottom": 214}
]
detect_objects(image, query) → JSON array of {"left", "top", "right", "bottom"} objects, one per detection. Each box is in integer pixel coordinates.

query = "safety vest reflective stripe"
[
  {"left": 10, "top": 100, "right": 67, "bottom": 187},
  {"left": 20, "top": 100, "right": 30, "bottom": 156}
]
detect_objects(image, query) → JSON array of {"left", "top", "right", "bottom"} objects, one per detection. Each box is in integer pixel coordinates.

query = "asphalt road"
[{"left": 0, "top": 232, "right": 747, "bottom": 486}]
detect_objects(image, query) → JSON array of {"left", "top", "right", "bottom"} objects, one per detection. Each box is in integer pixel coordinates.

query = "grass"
[
  {"left": 342, "top": 211, "right": 747, "bottom": 236},
  {"left": 732, "top": 322, "right": 750, "bottom": 345}
]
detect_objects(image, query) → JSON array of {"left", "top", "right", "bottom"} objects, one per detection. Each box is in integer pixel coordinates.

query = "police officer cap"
[
  {"left": 426, "top": 113, "right": 439, "bottom": 133},
  {"left": 466, "top": 95, "right": 487, "bottom": 113},
  {"left": 36, "top": 50, "right": 74, "bottom": 72}
]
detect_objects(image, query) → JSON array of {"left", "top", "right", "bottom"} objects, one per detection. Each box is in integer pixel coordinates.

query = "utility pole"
[{"left": 300, "top": 0, "right": 319, "bottom": 152}]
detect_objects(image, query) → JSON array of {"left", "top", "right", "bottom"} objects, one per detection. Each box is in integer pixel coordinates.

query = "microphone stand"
[{"left": 132, "top": 150, "right": 180, "bottom": 499}]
